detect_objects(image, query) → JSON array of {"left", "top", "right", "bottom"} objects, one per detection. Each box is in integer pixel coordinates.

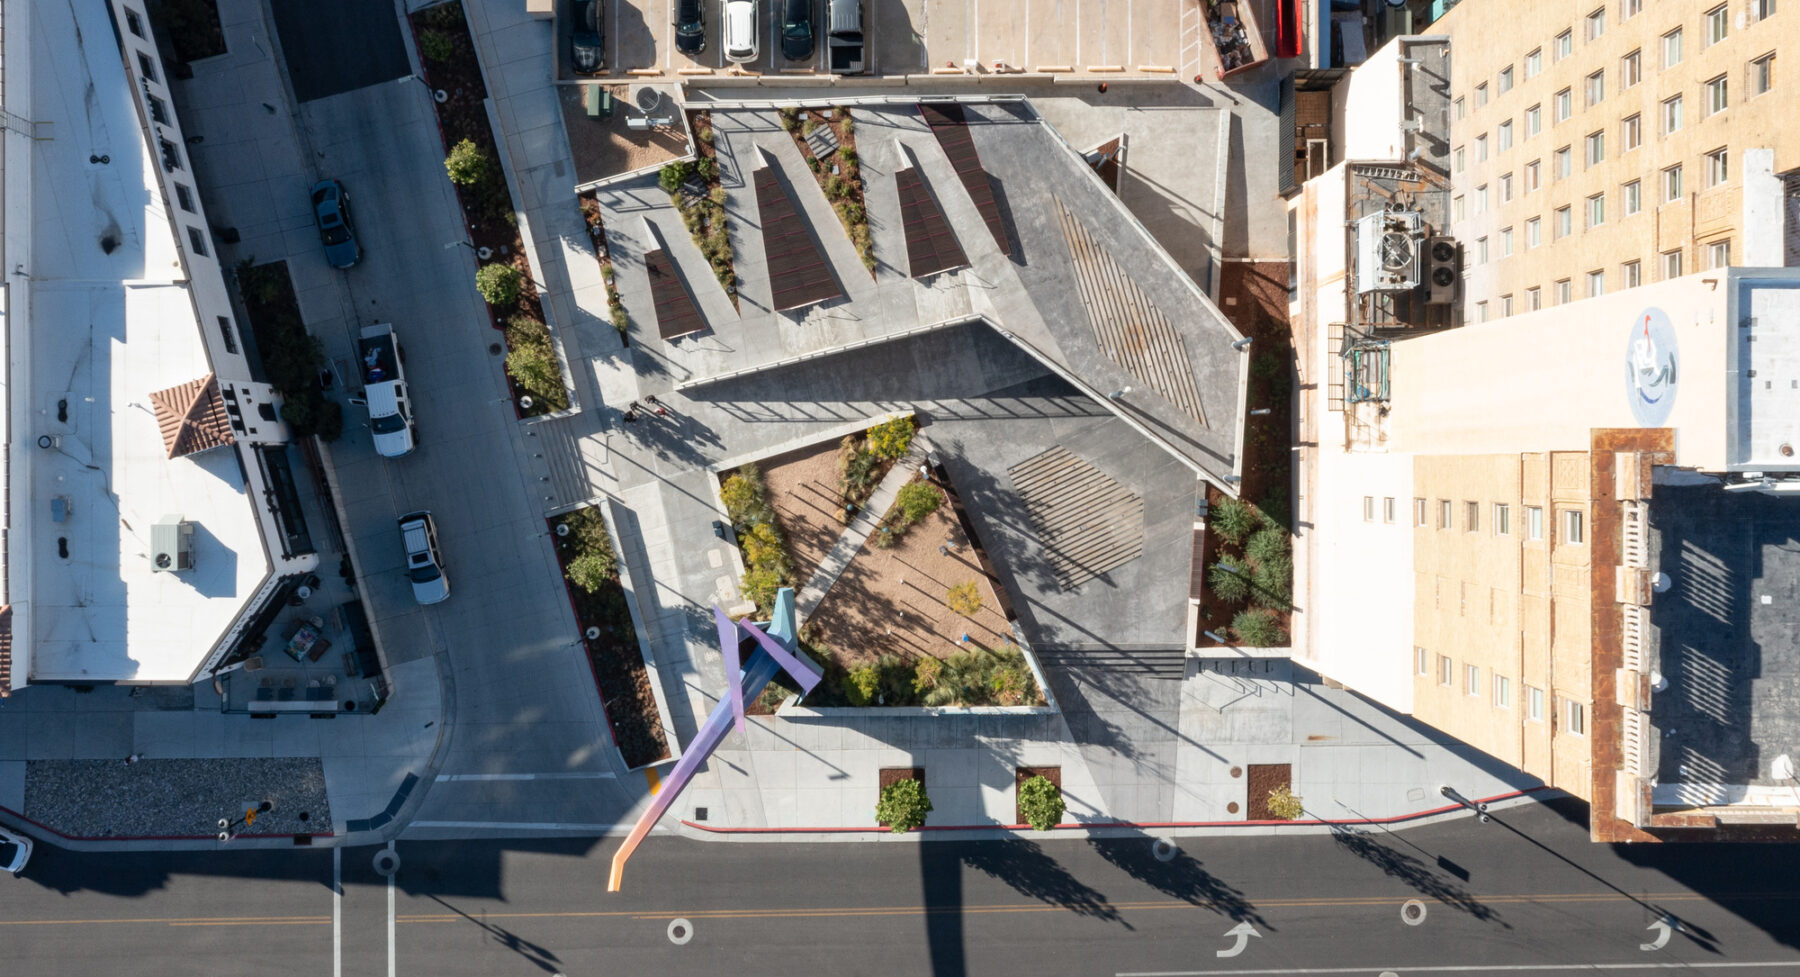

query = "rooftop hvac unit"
[
  {"left": 1355, "top": 211, "right": 1423, "bottom": 294},
  {"left": 151, "top": 516, "right": 194, "bottom": 573},
  {"left": 1425, "top": 236, "right": 1460, "bottom": 305}
]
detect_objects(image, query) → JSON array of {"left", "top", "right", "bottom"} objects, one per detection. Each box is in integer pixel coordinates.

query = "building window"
[
  {"left": 1556, "top": 29, "right": 1573, "bottom": 61},
  {"left": 1706, "top": 239, "right": 1732, "bottom": 269},
  {"left": 1476, "top": 300, "right": 1489, "bottom": 322},
  {"left": 1623, "top": 259, "right": 1642, "bottom": 288},
  {"left": 1453, "top": 194, "right": 1466, "bottom": 221},
  {"left": 1439, "top": 499, "right": 1452, "bottom": 529},
  {"left": 1585, "top": 70, "right": 1605, "bottom": 107},
  {"left": 1623, "top": 179, "right": 1641, "bottom": 215},
  {"left": 1554, "top": 206, "right": 1572, "bottom": 239},
  {"left": 1475, "top": 183, "right": 1488, "bottom": 214},
  {"left": 1706, "top": 74, "right": 1729, "bottom": 115},
  {"left": 1527, "top": 286, "right": 1542, "bottom": 310},
  {"left": 175, "top": 183, "right": 195, "bottom": 213},
  {"left": 1455, "top": 146, "right": 1466, "bottom": 174},
  {"left": 1554, "top": 146, "right": 1571, "bottom": 180},
  {"left": 1622, "top": 113, "right": 1641, "bottom": 151},
  {"left": 1562, "top": 508, "right": 1586, "bottom": 544},
  {"left": 1663, "top": 28, "right": 1683, "bottom": 69},
  {"left": 1417, "top": 647, "right": 1429, "bottom": 676},
  {"left": 1414, "top": 498, "right": 1428, "bottom": 527},
  {"left": 1455, "top": 96, "right": 1465, "bottom": 120},
  {"left": 1383, "top": 497, "right": 1397, "bottom": 524},
  {"left": 1362, "top": 496, "right": 1375, "bottom": 521},
  {"left": 1621, "top": 49, "right": 1641, "bottom": 88},
  {"left": 1750, "top": 53, "right": 1776, "bottom": 97},
  {"left": 1527, "top": 506, "right": 1544, "bottom": 539},
  {"left": 1476, "top": 82, "right": 1489, "bottom": 107},
  {"left": 1500, "top": 172, "right": 1514, "bottom": 202},
  {"left": 1498, "top": 120, "right": 1513, "bottom": 151},
  {"left": 1706, "top": 3, "right": 1729, "bottom": 45},
  {"left": 1477, "top": 134, "right": 1488, "bottom": 162},
  {"left": 158, "top": 137, "right": 181, "bottom": 172},
  {"left": 125, "top": 7, "right": 145, "bottom": 36},
  {"left": 1476, "top": 236, "right": 1488, "bottom": 264},
  {"left": 1555, "top": 88, "right": 1572, "bottom": 122},
  {"left": 1567, "top": 699, "right": 1587, "bottom": 736},
  {"left": 1663, "top": 249, "right": 1684, "bottom": 279},
  {"left": 1526, "top": 48, "right": 1543, "bottom": 78},
  {"left": 1501, "top": 226, "right": 1514, "bottom": 257},
  {"left": 1494, "top": 503, "right": 1511, "bottom": 535},
  {"left": 1587, "top": 193, "right": 1606, "bottom": 228},
  {"left": 187, "top": 226, "right": 209, "bottom": 257},
  {"left": 1662, "top": 95, "right": 1684, "bottom": 134},
  {"left": 137, "top": 51, "right": 157, "bottom": 82},
  {"left": 146, "top": 92, "right": 169, "bottom": 125},
  {"left": 1586, "top": 7, "right": 1605, "bottom": 40},
  {"left": 1587, "top": 268, "right": 1605, "bottom": 297},
  {"left": 1525, "top": 104, "right": 1542, "bottom": 136},
  {"left": 1585, "top": 130, "right": 1605, "bottom": 167},
  {"left": 1529, "top": 686, "right": 1546, "bottom": 721},
  {"left": 1753, "top": 0, "right": 1775, "bottom": 20},
  {"left": 217, "top": 316, "right": 239, "bottom": 354},
  {"left": 1495, "top": 674, "right": 1512, "bottom": 709},
  {"left": 1623, "top": 0, "right": 1642, "bottom": 17},
  {"left": 1663, "top": 164, "right": 1684, "bottom": 202},
  {"left": 1555, "top": 279, "right": 1572, "bottom": 305},
  {"left": 1466, "top": 501, "right": 1479, "bottom": 532},
  {"left": 1501, "top": 293, "right": 1514, "bottom": 316},
  {"left": 1499, "top": 65, "right": 1514, "bottom": 93},
  {"left": 1439, "top": 655, "right": 1454, "bottom": 686},
  {"left": 1466, "top": 664, "right": 1481, "bottom": 697},
  {"left": 1705, "top": 147, "right": 1729, "bottom": 187},
  {"left": 1525, "top": 160, "right": 1541, "bottom": 192}
]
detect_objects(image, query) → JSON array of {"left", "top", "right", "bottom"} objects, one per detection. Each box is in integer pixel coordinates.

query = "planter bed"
[
  {"left": 779, "top": 105, "right": 874, "bottom": 273},
  {"left": 410, "top": 0, "right": 569, "bottom": 418},
  {"left": 577, "top": 192, "right": 631, "bottom": 342},
  {"left": 659, "top": 109, "right": 736, "bottom": 309},
  {"left": 233, "top": 259, "right": 342, "bottom": 441},
  {"left": 548, "top": 506, "right": 669, "bottom": 769}
]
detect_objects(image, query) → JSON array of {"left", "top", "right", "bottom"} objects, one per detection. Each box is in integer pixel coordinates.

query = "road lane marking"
[
  {"left": 1216, "top": 921, "right": 1259, "bottom": 958},
  {"left": 1641, "top": 916, "right": 1675, "bottom": 951},
  {"left": 434, "top": 772, "right": 617, "bottom": 781},
  {"left": 334, "top": 847, "right": 342, "bottom": 977},
  {"left": 1119, "top": 964, "right": 1800, "bottom": 976}
]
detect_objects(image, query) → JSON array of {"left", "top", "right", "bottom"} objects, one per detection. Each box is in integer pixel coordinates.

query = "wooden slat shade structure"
[
  {"left": 918, "top": 101, "right": 1011, "bottom": 257},
  {"left": 644, "top": 247, "right": 707, "bottom": 341},
  {"left": 895, "top": 159, "right": 968, "bottom": 279},
  {"left": 753, "top": 159, "right": 843, "bottom": 312}
]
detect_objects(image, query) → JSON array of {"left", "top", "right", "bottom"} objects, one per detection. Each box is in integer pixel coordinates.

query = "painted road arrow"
[
  {"left": 1216, "top": 921, "right": 1261, "bottom": 958},
  {"left": 1641, "top": 916, "right": 1674, "bottom": 951}
]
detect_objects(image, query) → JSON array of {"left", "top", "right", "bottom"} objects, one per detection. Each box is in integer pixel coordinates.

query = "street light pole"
[{"left": 1439, "top": 785, "right": 1491, "bottom": 823}]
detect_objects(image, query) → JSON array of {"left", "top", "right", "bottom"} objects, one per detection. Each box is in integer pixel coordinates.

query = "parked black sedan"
[
  {"left": 781, "top": 0, "right": 815, "bottom": 61},
  {"left": 571, "top": 0, "right": 604, "bottom": 75}
]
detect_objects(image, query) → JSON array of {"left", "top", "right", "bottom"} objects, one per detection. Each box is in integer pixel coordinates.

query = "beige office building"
[{"left": 1440, "top": 0, "right": 1796, "bottom": 321}]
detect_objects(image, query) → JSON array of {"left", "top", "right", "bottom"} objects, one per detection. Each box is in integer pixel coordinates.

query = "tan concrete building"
[{"left": 1440, "top": 0, "right": 1797, "bottom": 322}]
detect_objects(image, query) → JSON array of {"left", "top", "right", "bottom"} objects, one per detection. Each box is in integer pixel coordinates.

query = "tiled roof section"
[
  {"left": 645, "top": 248, "right": 707, "bottom": 341},
  {"left": 753, "top": 164, "right": 843, "bottom": 312},
  {"left": 0, "top": 605, "right": 11, "bottom": 697},
  {"left": 895, "top": 163, "right": 968, "bottom": 279},
  {"left": 1008, "top": 447, "right": 1145, "bottom": 591},
  {"left": 1053, "top": 197, "right": 1208, "bottom": 426},
  {"left": 918, "top": 101, "right": 1010, "bottom": 257},
  {"left": 149, "top": 374, "right": 235, "bottom": 459}
]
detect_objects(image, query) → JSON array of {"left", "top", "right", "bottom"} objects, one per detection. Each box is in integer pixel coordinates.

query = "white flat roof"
[{"left": 19, "top": 0, "right": 268, "bottom": 682}]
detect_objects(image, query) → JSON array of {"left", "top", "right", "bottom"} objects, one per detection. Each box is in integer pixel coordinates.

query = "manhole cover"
[
  {"left": 373, "top": 849, "right": 401, "bottom": 878},
  {"left": 667, "top": 917, "right": 694, "bottom": 945},
  {"left": 1152, "top": 838, "right": 1177, "bottom": 862},
  {"left": 1400, "top": 899, "right": 1427, "bottom": 926}
]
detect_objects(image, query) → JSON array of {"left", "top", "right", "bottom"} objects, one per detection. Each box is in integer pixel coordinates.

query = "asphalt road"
[{"left": 4, "top": 799, "right": 1800, "bottom": 976}]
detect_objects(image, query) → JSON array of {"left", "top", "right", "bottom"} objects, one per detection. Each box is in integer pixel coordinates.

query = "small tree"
[
  {"left": 1018, "top": 775, "right": 1065, "bottom": 831},
  {"left": 740, "top": 566, "right": 780, "bottom": 613},
  {"left": 894, "top": 481, "right": 942, "bottom": 527},
  {"left": 565, "top": 550, "right": 616, "bottom": 593},
  {"left": 506, "top": 341, "right": 560, "bottom": 402},
  {"left": 445, "top": 138, "right": 491, "bottom": 186},
  {"left": 720, "top": 471, "right": 764, "bottom": 524},
  {"left": 1208, "top": 562, "right": 1250, "bottom": 604},
  {"left": 658, "top": 159, "right": 694, "bottom": 194},
  {"left": 419, "top": 29, "right": 454, "bottom": 62},
  {"left": 876, "top": 778, "right": 932, "bottom": 832},
  {"left": 867, "top": 416, "right": 915, "bottom": 460},
  {"left": 1231, "top": 609, "right": 1288, "bottom": 648},
  {"left": 475, "top": 262, "right": 523, "bottom": 308},
  {"left": 1210, "top": 497, "right": 1259, "bottom": 545},
  {"left": 846, "top": 663, "right": 880, "bottom": 706},
  {"left": 741, "top": 522, "right": 784, "bottom": 571},
  {"left": 1266, "top": 784, "right": 1305, "bottom": 820},
  {"left": 947, "top": 581, "right": 983, "bottom": 617}
]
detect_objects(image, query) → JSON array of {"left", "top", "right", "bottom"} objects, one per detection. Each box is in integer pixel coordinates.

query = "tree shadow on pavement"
[
  {"left": 425, "top": 894, "right": 565, "bottom": 973},
  {"left": 1087, "top": 832, "right": 1270, "bottom": 930},
  {"left": 1325, "top": 822, "right": 1508, "bottom": 927},
  {"left": 955, "top": 838, "right": 1129, "bottom": 926}
]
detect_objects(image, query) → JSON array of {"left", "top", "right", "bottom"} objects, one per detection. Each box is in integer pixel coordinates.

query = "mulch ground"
[
  {"left": 760, "top": 439, "right": 850, "bottom": 589},
  {"left": 1245, "top": 762, "right": 1291, "bottom": 821}
]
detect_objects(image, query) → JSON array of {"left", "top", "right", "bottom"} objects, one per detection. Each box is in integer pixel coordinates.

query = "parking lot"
[{"left": 560, "top": 0, "right": 1214, "bottom": 79}]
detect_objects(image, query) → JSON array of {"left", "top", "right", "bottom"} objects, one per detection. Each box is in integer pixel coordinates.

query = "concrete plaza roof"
[
  {"left": 6, "top": 0, "right": 270, "bottom": 682},
  {"left": 592, "top": 96, "right": 1249, "bottom": 490}
]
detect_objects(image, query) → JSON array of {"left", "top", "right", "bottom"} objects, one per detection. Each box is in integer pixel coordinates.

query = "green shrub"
[
  {"left": 698, "top": 126, "right": 715, "bottom": 144},
  {"left": 420, "top": 29, "right": 454, "bottom": 62},
  {"left": 709, "top": 185, "right": 728, "bottom": 205},
  {"left": 894, "top": 481, "right": 943, "bottom": 527},
  {"left": 1018, "top": 775, "right": 1065, "bottom": 831},
  {"left": 1231, "top": 609, "right": 1288, "bottom": 648},
  {"left": 846, "top": 663, "right": 880, "bottom": 706},
  {"left": 1266, "top": 784, "right": 1305, "bottom": 820},
  {"left": 1259, "top": 487, "right": 1291, "bottom": 530},
  {"left": 840, "top": 115, "right": 855, "bottom": 136},
  {"left": 778, "top": 106, "right": 800, "bottom": 131},
  {"left": 475, "top": 262, "right": 523, "bottom": 307},
  {"left": 694, "top": 156, "right": 718, "bottom": 182},
  {"left": 867, "top": 416, "right": 915, "bottom": 460},
  {"left": 741, "top": 566, "right": 781, "bottom": 613},
  {"left": 1250, "top": 553, "right": 1293, "bottom": 611},
  {"left": 756, "top": 682, "right": 790, "bottom": 712},
  {"left": 839, "top": 146, "right": 858, "bottom": 166},
  {"left": 947, "top": 581, "right": 982, "bottom": 617},
  {"left": 505, "top": 341, "right": 561, "bottom": 403},
  {"left": 1247, "top": 526, "right": 1290, "bottom": 568},
  {"left": 802, "top": 118, "right": 819, "bottom": 137},
  {"left": 610, "top": 306, "right": 628, "bottom": 333},
  {"left": 741, "top": 522, "right": 784, "bottom": 570},
  {"left": 823, "top": 174, "right": 848, "bottom": 199},
  {"left": 876, "top": 778, "right": 932, "bottom": 832},
  {"left": 807, "top": 155, "right": 823, "bottom": 174},
  {"left": 837, "top": 436, "right": 882, "bottom": 505},
  {"left": 1210, "top": 497, "right": 1259, "bottom": 545},
  {"left": 720, "top": 470, "right": 766, "bottom": 525},
  {"left": 985, "top": 645, "right": 1037, "bottom": 705},
  {"left": 444, "top": 138, "right": 490, "bottom": 186},
  {"left": 658, "top": 159, "right": 694, "bottom": 194},
  {"left": 565, "top": 550, "right": 616, "bottom": 593},
  {"left": 1208, "top": 562, "right": 1250, "bottom": 604},
  {"left": 912, "top": 657, "right": 944, "bottom": 694}
]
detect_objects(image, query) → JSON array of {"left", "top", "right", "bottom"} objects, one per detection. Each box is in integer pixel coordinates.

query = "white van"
[{"left": 724, "top": 0, "right": 759, "bottom": 63}]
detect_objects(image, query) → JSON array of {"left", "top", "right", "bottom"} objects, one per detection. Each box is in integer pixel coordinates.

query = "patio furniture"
[{"left": 283, "top": 621, "right": 324, "bottom": 663}]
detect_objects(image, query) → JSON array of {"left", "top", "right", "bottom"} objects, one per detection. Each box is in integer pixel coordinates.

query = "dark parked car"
[
  {"left": 310, "top": 179, "right": 360, "bottom": 269},
  {"left": 781, "top": 0, "right": 815, "bottom": 61},
  {"left": 674, "top": 0, "right": 705, "bottom": 55},
  {"left": 571, "top": 0, "right": 604, "bottom": 74}
]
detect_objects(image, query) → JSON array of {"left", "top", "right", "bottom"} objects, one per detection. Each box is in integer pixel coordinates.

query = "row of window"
[
  {"left": 1460, "top": 0, "right": 1776, "bottom": 115},
  {"left": 1470, "top": 240, "right": 1731, "bottom": 322},
  {"left": 1362, "top": 497, "right": 1586, "bottom": 544},
  {"left": 1462, "top": 151, "right": 1728, "bottom": 255},
  {"left": 1416, "top": 649, "right": 1587, "bottom": 734}
]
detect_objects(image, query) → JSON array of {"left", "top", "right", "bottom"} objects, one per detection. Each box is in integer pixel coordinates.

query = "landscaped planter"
[
  {"left": 599, "top": 499, "right": 681, "bottom": 769},
  {"left": 1015, "top": 766, "right": 1063, "bottom": 827},
  {"left": 779, "top": 105, "right": 874, "bottom": 273},
  {"left": 409, "top": 0, "right": 572, "bottom": 419},
  {"left": 577, "top": 191, "right": 630, "bottom": 342}
]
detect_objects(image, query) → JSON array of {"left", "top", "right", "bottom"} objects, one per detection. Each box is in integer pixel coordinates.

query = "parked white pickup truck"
[{"left": 353, "top": 323, "right": 415, "bottom": 457}]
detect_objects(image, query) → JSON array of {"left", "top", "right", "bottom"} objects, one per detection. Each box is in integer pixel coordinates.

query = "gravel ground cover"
[{"left": 26, "top": 758, "right": 331, "bottom": 838}]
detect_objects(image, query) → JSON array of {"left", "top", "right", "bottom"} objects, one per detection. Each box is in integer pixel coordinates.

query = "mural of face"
[{"left": 1626, "top": 307, "right": 1678, "bottom": 426}]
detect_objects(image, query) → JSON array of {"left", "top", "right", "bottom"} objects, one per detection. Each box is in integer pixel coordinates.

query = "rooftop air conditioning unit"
[
  {"left": 1425, "top": 236, "right": 1460, "bottom": 305},
  {"left": 151, "top": 516, "right": 194, "bottom": 573},
  {"left": 1355, "top": 210, "right": 1423, "bottom": 294}
]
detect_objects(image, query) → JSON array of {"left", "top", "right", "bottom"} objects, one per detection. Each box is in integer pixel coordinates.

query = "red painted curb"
[
  {"left": 679, "top": 786, "right": 1550, "bottom": 834},
  {"left": 1, "top": 803, "right": 335, "bottom": 844}
]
